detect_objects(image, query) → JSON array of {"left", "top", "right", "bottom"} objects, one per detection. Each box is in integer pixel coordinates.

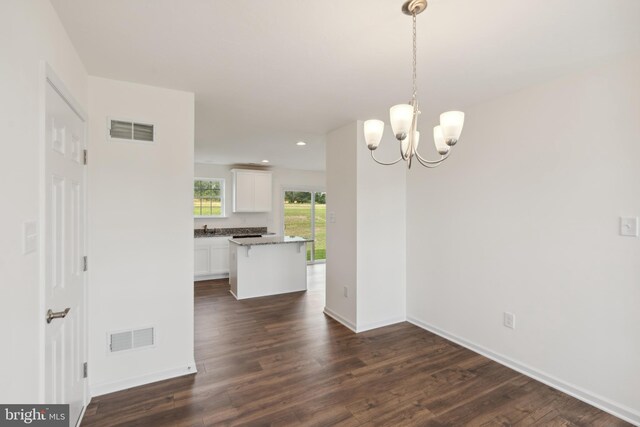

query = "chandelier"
[{"left": 364, "top": 0, "right": 465, "bottom": 169}]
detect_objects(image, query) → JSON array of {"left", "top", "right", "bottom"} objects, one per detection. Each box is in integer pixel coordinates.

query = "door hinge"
[
  {"left": 83, "top": 149, "right": 88, "bottom": 165},
  {"left": 82, "top": 256, "right": 88, "bottom": 272},
  {"left": 83, "top": 362, "right": 88, "bottom": 378}
]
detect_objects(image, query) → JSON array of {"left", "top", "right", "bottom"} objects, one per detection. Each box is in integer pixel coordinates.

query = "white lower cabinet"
[
  {"left": 194, "top": 246, "right": 212, "bottom": 276},
  {"left": 194, "top": 237, "right": 230, "bottom": 280}
]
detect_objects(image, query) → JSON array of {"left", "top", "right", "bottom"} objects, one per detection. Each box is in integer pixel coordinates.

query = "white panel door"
[
  {"left": 253, "top": 173, "right": 272, "bottom": 212},
  {"left": 44, "top": 80, "right": 86, "bottom": 426}
]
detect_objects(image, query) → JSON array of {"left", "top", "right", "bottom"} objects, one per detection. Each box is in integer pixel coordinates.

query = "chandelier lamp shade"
[{"left": 364, "top": 0, "right": 465, "bottom": 169}]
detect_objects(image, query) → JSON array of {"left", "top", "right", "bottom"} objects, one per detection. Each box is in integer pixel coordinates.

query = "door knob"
[{"left": 46, "top": 308, "right": 70, "bottom": 324}]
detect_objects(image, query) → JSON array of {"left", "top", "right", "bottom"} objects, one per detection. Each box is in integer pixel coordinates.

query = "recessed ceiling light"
[
  {"left": 261, "top": 159, "right": 269, "bottom": 163},
  {"left": 296, "top": 141, "right": 306, "bottom": 146}
]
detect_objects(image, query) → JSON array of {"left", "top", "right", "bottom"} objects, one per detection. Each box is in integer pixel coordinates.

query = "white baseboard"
[
  {"left": 194, "top": 273, "right": 228, "bottom": 281},
  {"left": 407, "top": 316, "right": 640, "bottom": 426},
  {"left": 323, "top": 308, "right": 405, "bottom": 334},
  {"left": 323, "top": 307, "right": 356, "bottom": 332},
  {"left": 75, "top": 402, "right": 87, "bottom": 427},
  {"left": 356, "top": 316, "right": 406, "bottom": 333},
  {"left": 90, "top": 363, "right": 197, "bottom": 397}
]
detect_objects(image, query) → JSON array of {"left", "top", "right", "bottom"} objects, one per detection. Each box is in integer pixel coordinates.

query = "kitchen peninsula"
[
  {"left": 194, "top": 227, "right": 274, "bottom": 281},
  {"left": 229, "top": 236, "right": 313, "bottom": 300}
]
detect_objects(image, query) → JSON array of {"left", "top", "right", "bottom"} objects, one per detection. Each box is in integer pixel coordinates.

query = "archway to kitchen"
[{"left": 281, "top": 188, "right": 326, "bottom": 292}]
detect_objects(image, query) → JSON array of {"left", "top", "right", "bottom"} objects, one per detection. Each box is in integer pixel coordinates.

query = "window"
[
  {"left": 283, "top": 190, "right": 326, "bottom": 263},
  {"left": 194, "top": 178, "right": 225, "bottom": 217}
]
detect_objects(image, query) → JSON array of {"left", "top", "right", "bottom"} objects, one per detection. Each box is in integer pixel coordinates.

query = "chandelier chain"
[{"left": 412, "top": 11, "right": 417, "bottom": 101}]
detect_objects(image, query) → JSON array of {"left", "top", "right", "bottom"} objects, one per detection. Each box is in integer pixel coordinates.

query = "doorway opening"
[{"left": 282, "top": 190, "right": 326, "bottom": 264}]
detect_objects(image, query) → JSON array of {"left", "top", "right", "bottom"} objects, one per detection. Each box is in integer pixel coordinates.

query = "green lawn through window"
[
  {"left": 193, "top": 199, "right": 222, "bottom": 216},
  {"left": 284, "top": 202, "right": 326, "bottom": 261}
]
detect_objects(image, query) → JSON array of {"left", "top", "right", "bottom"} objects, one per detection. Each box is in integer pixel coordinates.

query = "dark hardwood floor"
[{"left": 82, "top": 278, "right": 629, "bottom": 426}]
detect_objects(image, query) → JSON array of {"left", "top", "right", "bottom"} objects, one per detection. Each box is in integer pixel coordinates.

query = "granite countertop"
[
  {"left": 229, "top": 236, "right": 314, "bottom": 246},
  {"left": 194, "top": 227, "right": 270, "bottom": 238}
]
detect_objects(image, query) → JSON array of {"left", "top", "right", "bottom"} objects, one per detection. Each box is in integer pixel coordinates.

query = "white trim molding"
[
  {"left": 407, "top": 316, "right": 640, "bottom": 426},
  {"left": 323, "top": 307, "right": 356, "bottom": 332},
  {"left": 76, "top": 404, "right": 88, "bottom": 427},
  {"left": 90, "top": 363, "right": 197, "bottom": 397},
  {"left": 356, "top": 316, "right": 406, "bottom": 333},
  {"left": 44, "top": 62, "right": 87, "bottom": 120},
  {"left": 323, "top": 309, "right": 406, "bottom": 334},
  {"left": 195, "top": 273, "right": 229, "bottom": 282}
]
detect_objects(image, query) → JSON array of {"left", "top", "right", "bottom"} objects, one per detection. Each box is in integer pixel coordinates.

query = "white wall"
[
  {"left": 325, "top": 123, "right": 358, "bottom": 328},
  {"left": 87, "top": 77, "right": 195, "bottom": 395},
  {"left": 325, "top": 121, "right": 406, "bottom": 331},
  {"left": 0, "top": 0, "right": 88, "bottom": 403},
  {"left": 194, "top": 163, "right": 325, "bottom": 233},
  {"left": 356, "top": 124, "right": 406, "bottom": 331},
  {"left": 406, "top": 54, "right": 640, "bottom": 422}
]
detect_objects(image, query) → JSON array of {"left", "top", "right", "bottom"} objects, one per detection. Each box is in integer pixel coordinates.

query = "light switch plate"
[
  {"left": 328, "top": 212, "right": 336, "bottom": 223},
  {"left": 620, "top": 217, "right": 639, "bottom": 237}
]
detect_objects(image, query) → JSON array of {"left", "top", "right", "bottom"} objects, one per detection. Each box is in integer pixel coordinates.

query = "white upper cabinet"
[
  {"left": 234, "top": 171, "right": 255, "bottom": 212},
  {"left": 231, "top": 169, "right": 272, "bottom": 212},
  {"left": 252, "top": 172, "right": 272, "bottom": 212}
]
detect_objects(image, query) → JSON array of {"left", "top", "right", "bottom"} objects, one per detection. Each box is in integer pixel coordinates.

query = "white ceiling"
[{"left": 51, "top": 0, "right": 640, "bottom": 171}]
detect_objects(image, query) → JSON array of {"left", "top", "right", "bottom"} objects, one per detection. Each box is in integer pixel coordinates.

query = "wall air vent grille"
[
  {"left": 133, "top": 123, "right": 154, "bottom": 141},
  {"left": 109, "top": 120, "right": 133, "bottom": 139},
  {"left": 109, "top": 327, "right": 155, "bottom": 353},
  {"left": 133, "top": 327, "right": 154, "bottom": 348},
  {"left": 109, "top": 331, "right": 132, "bottom": 352},
  {"left": 108, "top": 118, "right": 155, "bottom": 143}
]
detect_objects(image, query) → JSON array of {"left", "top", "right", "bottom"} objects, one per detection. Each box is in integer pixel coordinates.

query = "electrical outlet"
[
  {"left": 503, "top": 312, "right": 515, "bottom": 329},
  {"left": 343, "top": 286, "right": 348, "bottom": 298}
]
